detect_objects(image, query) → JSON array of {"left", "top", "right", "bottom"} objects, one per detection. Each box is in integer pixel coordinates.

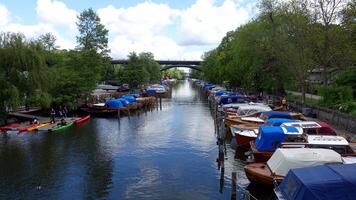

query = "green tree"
[
  {"left": 38, "top": 32, "right": 58, "bottom": 51},
  {"left": 120, "top": 52, "right": 150, "bottom": 88},
  {"left": 138, "top": 52, "right": 161, "bottom": 82},
  {"left": 76, "top": 8, "right": 109, "bottom": 55}
]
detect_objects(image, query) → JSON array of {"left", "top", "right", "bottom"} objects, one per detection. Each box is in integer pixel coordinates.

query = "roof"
[
  {"left": 307, "top": 135, "right": 349, "bottom": 146},
  {"left": 279, "top": 163, "right": 356, "bottom": 200},
  {"left": 267, "top": 148, "right": 342, "bottom": 177},
  {"left": 260, "top": 111, "right": 292, "bottom": 119},
  {"left": 265, "top": 118, "right": 298, "bottom": 126}
]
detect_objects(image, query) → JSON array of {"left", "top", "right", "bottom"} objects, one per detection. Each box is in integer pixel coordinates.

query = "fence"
[{"left": 289, "top": 100, "right": 356, "bottom": 134}]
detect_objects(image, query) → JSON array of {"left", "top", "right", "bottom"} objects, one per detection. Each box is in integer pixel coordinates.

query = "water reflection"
[{"left": 0, "top": 80, "right": 256, "bottom": 200}]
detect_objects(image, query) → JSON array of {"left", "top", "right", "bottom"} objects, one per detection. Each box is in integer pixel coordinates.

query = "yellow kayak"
[{"left": 28, "top": 122, "right": 50, "bottom": 131}]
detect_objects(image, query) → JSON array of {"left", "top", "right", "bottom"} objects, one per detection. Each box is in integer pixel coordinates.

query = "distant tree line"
[{"left": 201, "top": 0, "right": 355, "bottom": 114}]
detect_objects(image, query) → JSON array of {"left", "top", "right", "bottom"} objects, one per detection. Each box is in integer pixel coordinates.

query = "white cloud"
[
  {"left": 2, "top": 23, "right": 74, "bottom": 49},
  {"left": 0, "top": 4, "right": 10, "bottom": 26},
  {"left": 1, "top": 0, "right": 256, "bottom": 60},
  {"left": 179, "top": 0, "right": 250, "bottom": 46},
  {"left": 110, "top": 35, "right": 184, "bottom": 60},
  {"left": 98, "top": 2, "right": 179, "bottom": 39},
  {"left": 36, "top": 0, "right": 77, "bottom": 31}
]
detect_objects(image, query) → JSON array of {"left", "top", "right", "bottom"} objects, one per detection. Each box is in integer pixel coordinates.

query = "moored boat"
[
  {"left": 49, "top": 121, "right": 74, "bottom": 132},
  {"left": 275, "top": 163, "right": 356, "bottom": 200},
  {"left": 244, "top": 148, "right": 343, "bottom": 186},
  {"left": 27, "top": 122, "right": 50, "bottom": 131},
  {"left": 75, "top": 115, "right": 91, "bottom": 125}
]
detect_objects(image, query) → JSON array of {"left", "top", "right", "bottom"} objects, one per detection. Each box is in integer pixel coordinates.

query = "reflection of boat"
[
  {"left": 275, "top": 163, "right": 356, "bottom": 200},
  {"left": 245, "top": 148, "right": 343, "bottom": 186}
]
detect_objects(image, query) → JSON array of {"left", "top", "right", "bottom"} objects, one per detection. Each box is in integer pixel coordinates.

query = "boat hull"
[
  {"left": 50, "top": 122, "right": 74, "bottom": 132},
  {"left": 244, "top": 163, "right": 274, "bottom": 186},
  {"left": 75, "top": 115, "right": 91, "bottom": 125}
]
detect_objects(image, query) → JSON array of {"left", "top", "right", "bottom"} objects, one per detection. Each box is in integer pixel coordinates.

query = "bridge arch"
[{"left": 160, "top": 65, "right": 201, "bottom": 71}]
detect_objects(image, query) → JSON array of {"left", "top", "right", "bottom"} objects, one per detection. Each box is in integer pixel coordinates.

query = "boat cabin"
[{"left": 281, "top": 121, "right": 336, "bottom": 135}]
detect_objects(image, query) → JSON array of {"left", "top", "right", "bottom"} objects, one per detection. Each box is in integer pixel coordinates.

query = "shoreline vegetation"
[
  {"left": 0, "top": 8, "right": 183, "bottom": 124},
  {"left": 196, "top": 0, "right": 355, "bottom": 116}
]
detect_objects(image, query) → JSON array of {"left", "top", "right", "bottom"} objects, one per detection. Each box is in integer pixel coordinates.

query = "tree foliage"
[
  {"left": 76, "top": 8, "right": 109, "bottom": 55},
  {"left": 201, "top": 0, "right": 354, "bottom": 96}
]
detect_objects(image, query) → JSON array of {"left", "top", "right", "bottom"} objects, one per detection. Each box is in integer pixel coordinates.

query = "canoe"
[
  {"left": 27, "top": 122, "right": 50, "bottom": 131},
  {"left": 0, "top": 123, "right": 21, "bottom": 131},
  {"left": 18, "top": 124, "right": 37, "bottom": 133},
  {"left": 49, "top": 121, "right": 74, "bottom": 132},
  {"left": 75, "top": 115, "right": 91, "bottom": 125}
]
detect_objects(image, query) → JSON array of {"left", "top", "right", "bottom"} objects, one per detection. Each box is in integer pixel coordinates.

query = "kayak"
[
  {"left": 18, "top": 124, "right": 38, "bottom": 133},
  {"left": 27, "top": 122, "right": 50, "bottom": 131},
  {"left": 75, "top": 115, "right": 91, "bottom": 125},
  {"left": 0, "top": 123, "right": 21, "bottom": 131},
  {"left": 49, "top": 121, "right": 74, "bottom": 132}
]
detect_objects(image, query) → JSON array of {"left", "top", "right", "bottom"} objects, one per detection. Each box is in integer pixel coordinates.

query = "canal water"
[{"left": 0, "top": 80, "right": 271, "bottom": 200}]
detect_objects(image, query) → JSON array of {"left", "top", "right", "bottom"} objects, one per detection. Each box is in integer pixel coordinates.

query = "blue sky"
[{"left": 0, "top": 0, "right": 258, "bottom": 60}]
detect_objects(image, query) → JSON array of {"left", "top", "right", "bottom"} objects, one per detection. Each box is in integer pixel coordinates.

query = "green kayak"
[{"left": 50, "top": 121, "right": 74, "bottom": 132}]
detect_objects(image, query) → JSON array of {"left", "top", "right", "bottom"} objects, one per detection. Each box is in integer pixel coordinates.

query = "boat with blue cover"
[{"left": 275, "top": 163, "right": 356, "bottom": 200}]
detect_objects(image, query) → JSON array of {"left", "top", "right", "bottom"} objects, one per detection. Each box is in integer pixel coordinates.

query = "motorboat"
[
  {"left": 244, "top": 148, "right": 343, "bottom": 186},
  {"left": 274, "top": 163, "right": 356, "bottom": 200},
  {"left": 281, "top": 121, "right": 336, "bottom": 135}
]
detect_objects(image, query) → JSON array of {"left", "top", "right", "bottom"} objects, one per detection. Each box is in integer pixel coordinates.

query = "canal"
[{"left": 0, "top": 80, "right": 270, "bottom": 200}]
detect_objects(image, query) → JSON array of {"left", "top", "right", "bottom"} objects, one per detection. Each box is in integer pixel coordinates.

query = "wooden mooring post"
[{"left": 231, "top": 172, "right": 237, "bottom": 200}]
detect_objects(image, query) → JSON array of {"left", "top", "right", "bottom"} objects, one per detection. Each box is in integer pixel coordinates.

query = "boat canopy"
[
  {"left": 267, "top": 148, "right": 342, "bottom": 176},
  {"left": 260, "top": 111, "right": 292, "bottom": 119},
  {"left": 307, "top": 135, "right": 349, "bottom": 146},
  {"left": 106, "top": 99, "right": 125, "bottom": 108},
  {"left": 265, "top": 118, "right": 298, "bottom": 126},
  {"left": 219, "top": 95, "right": 249, "bottom": 105},
  {"left": 255, "top": 126, "right": 288, "bottom": 151},
  {"left": 281, "top": 121, "right": 321, "bottom": 129},
  {"left": 279, "top": 163, "right": 356, "bottom": 200}
]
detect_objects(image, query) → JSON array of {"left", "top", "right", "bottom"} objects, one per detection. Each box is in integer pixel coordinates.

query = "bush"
[{"left": 318, "top": 85, "right": 353, "bottom": 107}]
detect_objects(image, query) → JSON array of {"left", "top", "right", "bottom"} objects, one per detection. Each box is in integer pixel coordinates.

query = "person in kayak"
[
  {"left": 60, "top": 117, "right": 67, "bottom": 125},
  {"left": 32, "top": 117, "right": 39, "bottom": 125}
]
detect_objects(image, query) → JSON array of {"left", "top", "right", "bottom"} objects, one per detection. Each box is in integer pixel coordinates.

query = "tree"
[
  {"left": 38, "top": 32, "right": 58, "bottom": 51},
  {"left": 76, "top": 8, "right": 109, "bottom": 55},
  {"left": 311, "top": 0, "right": 347, "bottom": 85},
  {"left": 138, "top": 52, "right": 161, "bottom": 82},
  {"left": 120, "top": 52, "right": 150, "bottom": 88}
]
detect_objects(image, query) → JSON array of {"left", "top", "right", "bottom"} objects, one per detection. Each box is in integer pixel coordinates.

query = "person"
[
  {"left": 281, "top": 97, "right": 287, "bottom": 110},
  {"left": 60, "top": 117, "right": 67, "bottom": 126},
  {"left": 50, "top": 108, "right": 56, "bottom": 123},
  {"left": 62, "top": 105, "right": 68, "bottom": 118},
  {"left": 33, "top": 117, "right": 39, "bottom": 125},
  {"left": 58, "top": 106, "right": 63, "bottom": 118}
]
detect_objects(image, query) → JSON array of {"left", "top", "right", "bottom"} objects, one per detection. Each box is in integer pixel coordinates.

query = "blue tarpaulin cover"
[
  {"left": 121, "top": 95, "right": 136, "bottom": 103},
  {"left": 255, "top": 126, "right": 287, "bottom": 151},
  {"left": 219, "top": 95, "right": 249, "bottom": 105},
  {"left": 106, "top": 99, "right": 125, "bottom": 108},
  {"left": 146, "top": 89, "right": 156, "bottom": 94},
  {"left": 214, "top": 90, "right": 225, "bottom": 96},
  {"left": 261, "top": 111, "right": 292, "bottom": 119},
  {"left": 279, "top": 164, "right": 356, "bottom": 200},
  {"left": 265, "top": 118, "right": 297, "bottom": 126}
]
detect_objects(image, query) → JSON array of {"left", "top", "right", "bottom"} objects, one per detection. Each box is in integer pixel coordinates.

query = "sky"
[{"left": 0, "top": 0, "right": 258, "bottom": 60}]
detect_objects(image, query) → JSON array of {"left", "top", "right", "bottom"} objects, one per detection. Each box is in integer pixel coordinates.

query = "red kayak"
[
  {"left": 18, "top": 124, "right": 37, "bottom": 133},
  {"left": 0, "top": 123, "right": 21, "bottom": 131},
  {"left": 75, "top": 115, "right": 91, "bottom": 125}
]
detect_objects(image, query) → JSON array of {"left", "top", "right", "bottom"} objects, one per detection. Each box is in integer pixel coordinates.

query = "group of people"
[{"left": 50, "top": 106, "right": 68, "bottom": 125}]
